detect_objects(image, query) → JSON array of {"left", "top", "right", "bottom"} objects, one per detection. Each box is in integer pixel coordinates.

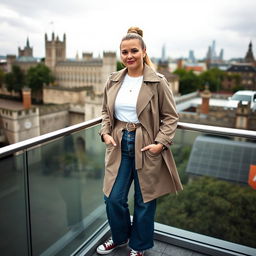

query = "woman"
[{"left": 97, "top": 27, "right": 182, "bottom": 256}]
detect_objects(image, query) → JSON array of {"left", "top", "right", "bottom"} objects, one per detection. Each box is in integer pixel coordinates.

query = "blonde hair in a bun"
[
  {"left": 127, "top": 27, "right": 143, "bottom": 37},
  {"left": 120, "top": 26, "right": 154, "bottom": 68}
]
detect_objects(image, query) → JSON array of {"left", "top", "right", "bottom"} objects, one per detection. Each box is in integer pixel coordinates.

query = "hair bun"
[{"left": 127, "top": 27, "right": 143, "bottom": 37}]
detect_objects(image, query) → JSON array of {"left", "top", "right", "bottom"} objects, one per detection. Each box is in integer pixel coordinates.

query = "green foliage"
[
  {"left": 26, "top": 64, "right": 54, "bottom": 92},
  {"left": 174, "top": 67, "right": 226, "bottom": 94},
  {"left": 4, "top": 65, "right": 26, "bottom": 93},
  {"left": 0, "top": 69, "right": 4, "bottom": 87},
  {"left": 199, "top": 68, "right": 224, "bottom": 92},
  {"left": 174, "top": 69, "right": 201, "bottom": 95},
  {"left": 232, "top": 85, "right": 245, "bottom": 93},
  {"left": 156, "top": 177, "right": 256, "bottom": 248},
  {"left": 117, "top": 61, "right": 125, "bottom": 71}
]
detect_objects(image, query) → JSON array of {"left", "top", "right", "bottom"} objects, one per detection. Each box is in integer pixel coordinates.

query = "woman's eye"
[
  {"left": 131, "top": 49, "right": 139, "bottom": 53},
  {"left": 122, "top": 51, "right": 128, "bottom": 55}
]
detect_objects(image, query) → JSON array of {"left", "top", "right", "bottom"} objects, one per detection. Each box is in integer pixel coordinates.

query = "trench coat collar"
[{"left": 110, "top": 64, "right": 161, "bottom": 83}]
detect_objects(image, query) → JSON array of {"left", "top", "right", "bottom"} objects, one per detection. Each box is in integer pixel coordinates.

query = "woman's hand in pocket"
[
  {"left": 103, "top": 134, "right": 117, "bottom": 146},
  {"left": 141, "top": 143, "right": 164, "bottom": 154}
]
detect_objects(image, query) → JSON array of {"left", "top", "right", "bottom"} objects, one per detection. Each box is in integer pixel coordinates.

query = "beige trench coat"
[{"left": 100, "top": 64, "right": 183, "bottom": 203}]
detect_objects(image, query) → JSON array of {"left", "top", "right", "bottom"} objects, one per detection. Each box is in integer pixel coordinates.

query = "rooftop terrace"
[{"left": 0, "top": 118, "right": 256, "bottom": 256}]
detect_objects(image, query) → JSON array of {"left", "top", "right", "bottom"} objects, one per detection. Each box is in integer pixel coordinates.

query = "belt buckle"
[{"left": 126, "top": 122, "right": 136, "bottom": 132}]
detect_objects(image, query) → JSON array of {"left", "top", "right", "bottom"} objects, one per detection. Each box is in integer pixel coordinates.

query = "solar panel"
[{"left": 186, "top": 135, "right": 256, "bottom": 183}]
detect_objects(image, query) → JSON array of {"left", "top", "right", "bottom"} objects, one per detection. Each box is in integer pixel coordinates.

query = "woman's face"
[{"left": 120, "top": 39, "right": 146, "bottom": 73}]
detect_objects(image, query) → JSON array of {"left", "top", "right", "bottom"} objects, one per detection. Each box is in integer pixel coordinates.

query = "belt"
[{"left": 115, "top": 119, "right": 141, "bottom": 132}]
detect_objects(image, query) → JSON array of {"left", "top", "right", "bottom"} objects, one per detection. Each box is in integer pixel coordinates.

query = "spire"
[
  {"left": 26, "top": 37, "right": 30, "bottom": 47},
  {"left": 244, "top": 41, "right": 255, "bottom": 63}
]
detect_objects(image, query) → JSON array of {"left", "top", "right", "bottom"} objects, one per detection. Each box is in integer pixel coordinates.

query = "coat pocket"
[{"left": 146, "top": 149, "right": 161, "bottom": 158}]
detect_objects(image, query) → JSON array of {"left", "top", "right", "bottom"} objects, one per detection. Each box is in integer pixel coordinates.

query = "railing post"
[{"left": 23, "top": 150, "right": 33, "bottom": 256}]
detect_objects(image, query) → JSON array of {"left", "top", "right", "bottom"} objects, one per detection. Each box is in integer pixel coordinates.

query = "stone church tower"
[
  {"left": 18, "top": 37, "right": 33, "bottom": 57},
  {"left": 45, "top": 33, "right": 66, "bottom": 69}
]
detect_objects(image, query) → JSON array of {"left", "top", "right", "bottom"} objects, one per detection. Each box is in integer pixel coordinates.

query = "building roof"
[
  {"left": 227, "top": 64, "right": 256, "bottom": 73},
  {"left": 185, "top": 66, "right": 204, "bottom": 72},
  {"left": 186, "top": 135, "right": 256, "bottom": 184},
  {"left": 158, "top": 69, "right": 179, "bottom": 81},
  {"left": 16, "top": 56, "right": 40, "bottom": 62}
]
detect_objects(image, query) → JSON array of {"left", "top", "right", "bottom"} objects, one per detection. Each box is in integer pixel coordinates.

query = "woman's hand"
[
  {"left": 141, "top": 143, "right": 164, "bottom": 154},
  {"left": 103, "top": 134, "right": 117, "bottom": 146}
]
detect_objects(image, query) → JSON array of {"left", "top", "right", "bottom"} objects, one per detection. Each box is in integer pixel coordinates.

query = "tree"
[
  {"left": 199, "top": 68, "right": 224, "bottom": 92},
  {"left": 4, "top": 65, "right": 26, "bottom": 94},
  {"left": 156, "top": 176, "right": 256, "bottom": 248},
  {"left": 0, "top": 69, "right": 4, "bottom": 88},
  {"left": 174, "top": 69, "right": 201, "bottom": 95},
  {"left": 26, "top": 64, "right": 54, "bottom": 93},
  {"left": 116, "top": 61, "right": 125, "bottom": 71}
]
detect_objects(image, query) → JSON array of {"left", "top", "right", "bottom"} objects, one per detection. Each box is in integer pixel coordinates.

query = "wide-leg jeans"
[{"left": 104, "top": 130, "right": 156, "bottom": 251}]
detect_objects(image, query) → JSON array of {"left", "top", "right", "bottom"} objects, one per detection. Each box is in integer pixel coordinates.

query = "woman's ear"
[{"left": 143, "top": 48, "right": 146, "bottom": 58}]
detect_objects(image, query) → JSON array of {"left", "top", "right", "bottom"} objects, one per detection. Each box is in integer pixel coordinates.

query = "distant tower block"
[
  {"left": 219, "top": 49, "right": 224, "bottom": 61},
  {"left": 200, "top": 85, "right": 212, "bottom": 114},
  {"left": 45, "top": 32, "right": 66, "bottom": 69},
  {"left": 161, "top": 44, "right": 167, "bottom": 62}
]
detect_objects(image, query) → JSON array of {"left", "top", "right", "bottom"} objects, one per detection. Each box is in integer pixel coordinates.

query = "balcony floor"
[{"left": 91, "top": 240, "right": 208, "bottom": 256}]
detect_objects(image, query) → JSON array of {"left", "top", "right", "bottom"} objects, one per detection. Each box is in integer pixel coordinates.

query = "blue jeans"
[{"left": 104, "top": 130, "right": 156, "bottom": 251}]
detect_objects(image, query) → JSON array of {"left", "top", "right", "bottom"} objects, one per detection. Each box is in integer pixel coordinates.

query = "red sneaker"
[
  {"left": 129, "top": 249, "right": 144, "bottom": 256},
  {"left": 96, "top": 238, "right": 128, "bottom": 255}
]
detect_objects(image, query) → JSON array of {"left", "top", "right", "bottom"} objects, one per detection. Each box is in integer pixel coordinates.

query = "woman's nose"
[{"left": 127, "top": 52, "right": 132, "bottom": 58}]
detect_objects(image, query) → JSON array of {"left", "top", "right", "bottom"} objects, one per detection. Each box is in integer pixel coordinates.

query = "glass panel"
[
  {"left": 156, "top": 129, "right": 256, "bottom": 249},
  {"left": 27, "top": 124, "right": 107, "bottom": 256},
  {"left": 0, "top": 153, "right": 28, "bottom": 255}
]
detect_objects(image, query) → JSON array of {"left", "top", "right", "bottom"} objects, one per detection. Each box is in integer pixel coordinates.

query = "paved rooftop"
[
  {"left": 0, "top": 99, "right": 25, "bottom": 110},
  {"left": 91, "top": 240, "right": 208, "bottom": 256}
]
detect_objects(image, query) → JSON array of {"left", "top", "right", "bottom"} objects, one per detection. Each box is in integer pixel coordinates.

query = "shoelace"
[
  {"left": 130, "top": 249, "right": 143, "bottom": 256},
  {"left": 104, "top": 238, "right": 114, "bottom": 249}
]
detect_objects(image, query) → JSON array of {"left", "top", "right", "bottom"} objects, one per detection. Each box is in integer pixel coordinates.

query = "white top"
[{"left": 114, "top": 74, "right": 143, "bottom": 123}]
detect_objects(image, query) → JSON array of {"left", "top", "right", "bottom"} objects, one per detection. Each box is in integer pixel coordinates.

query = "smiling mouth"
[{"left": 127, "top": 60, "right": 135, "bottom": 64}]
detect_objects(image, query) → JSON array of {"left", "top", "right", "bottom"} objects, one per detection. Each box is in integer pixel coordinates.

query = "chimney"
[
  {"left": 235, "top": 101, "right": 250, "bottom": 129},
  {"left": 200, "top": 84, "right": 211, "bottom": 114},
  {"left": 22, "top": 88, "right": 32, "bottom": 109},
  {"left": 177, "top": 58, "right": 184, "bottom": 69}
]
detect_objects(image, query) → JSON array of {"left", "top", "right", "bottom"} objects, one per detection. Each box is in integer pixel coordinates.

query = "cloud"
[
  {"left": 217, "top": 1, "right": 256, "bottom": 38},
  {"left": 0, "top": 0, "right": 255, "bottom": 59}
]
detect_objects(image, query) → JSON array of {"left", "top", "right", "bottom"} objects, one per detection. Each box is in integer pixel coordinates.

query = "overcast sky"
[{"left": 0, "top": 0, "right": 256, "bottom": 60}]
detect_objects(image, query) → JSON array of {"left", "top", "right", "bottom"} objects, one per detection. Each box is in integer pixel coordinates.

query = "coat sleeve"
[
  {"left": 99, "top": 78, "right": 112, "bottom": 141},
  {"left": 154, "top": 77, "right": 179, "bottom": 147}
]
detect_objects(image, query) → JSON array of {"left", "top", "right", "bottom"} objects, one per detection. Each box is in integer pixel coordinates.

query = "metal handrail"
[{"left": 1, "top": 118, "right": 256, "bottom": 158}]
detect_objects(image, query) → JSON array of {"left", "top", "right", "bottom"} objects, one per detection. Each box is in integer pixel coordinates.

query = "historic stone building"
[
  {"left": 157, "top": 60, "right": 180, "bottom": 96},
  {"left": 43, "top": 33, "right": 116, "bottom": 97},
  {"left": 222, "top": 42, "right": 256, "bottom": 91},
  {"left": 179, "top": 87, "right": 256, "bottom": 131},
  {"left": 6, "top": 38, "right": 39, "bottom": 73},
  {"left": 0, "top": 33, "right": 117, "bottom": 145}
]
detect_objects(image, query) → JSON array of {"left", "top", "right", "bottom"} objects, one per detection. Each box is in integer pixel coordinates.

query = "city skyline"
[{"left": 0, "top": 0, "right": 256, "bottom": 60}]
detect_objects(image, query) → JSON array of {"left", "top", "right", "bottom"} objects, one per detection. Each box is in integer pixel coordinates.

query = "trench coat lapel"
[
  {"left": 107, "top": 69, "right": 127, "bottom": 125},
  {"left": 136, "top": 64, "right": 160, "bottom": 118}
]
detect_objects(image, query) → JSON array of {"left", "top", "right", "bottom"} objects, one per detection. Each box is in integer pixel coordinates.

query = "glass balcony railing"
[
  {"left": 0, "top": 118, "right": 256, "bottom": 256},
  {"left": 156, "top": 128, "right": 256, "bottom": 249}
]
